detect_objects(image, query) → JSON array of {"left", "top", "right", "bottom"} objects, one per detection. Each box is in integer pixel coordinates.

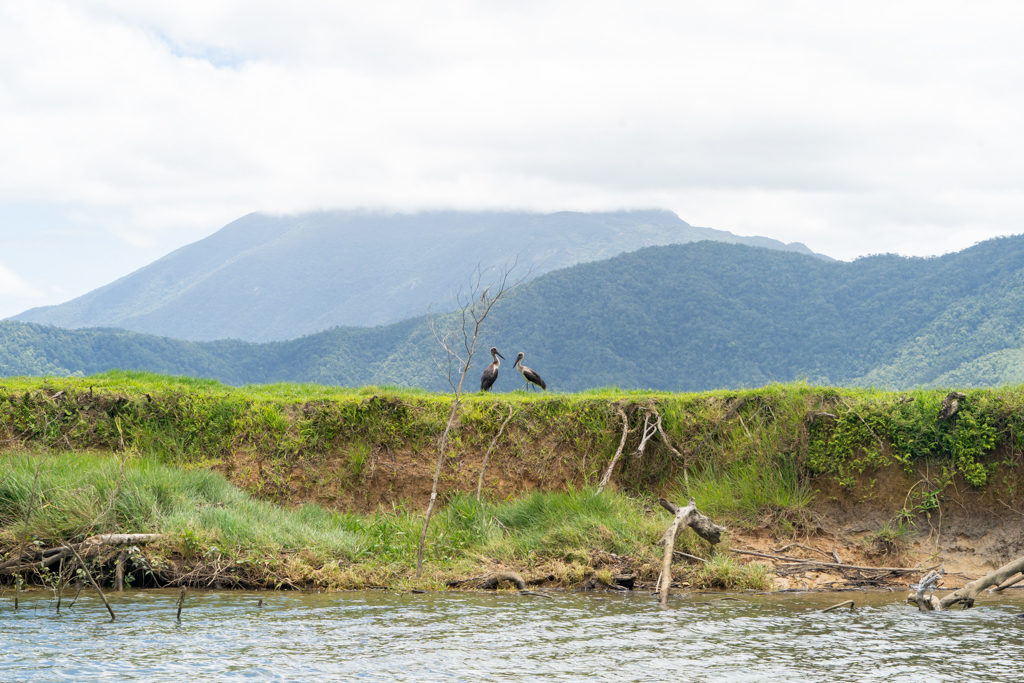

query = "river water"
[{"left": 3, "top": 589, "right": 1023, "bottom": 681}]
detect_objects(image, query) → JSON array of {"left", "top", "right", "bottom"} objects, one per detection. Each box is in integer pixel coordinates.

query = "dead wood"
[
  {"left": 821, "top": 600, "right": 855, "bottom": 612},
  {"left": 729, "top": 548, "right": 924, "bottom": 575},
  {"left": 933, "top": 554, "right": 1024, "bottom": 610},
  {"left": 84, "top": 533, "right": 162, "bottom": 546},
  {"left": 656, "top": 498, "right": 726, "bottom": 607},
  {"left": 673, "top": 550, "right": 709, "bottom": 564},
  {"left": 419, "top": 261, "right": 519, "bottom": 578},
  {"left": 1, "top": 533, "right": 162, "bottom": 575},
  {"left": 115, "top": 550, "right": 126, "bottom": 592},
  {"left": 176, "top": 586, "right": 186, "bottom": 622},
  {"left": 418, "top": 398, "right": 460, "bottom": 578},
  {"left": 65, "top": 543, "right": 115, "bottom": 622},
  {"left": 478, "top": 572, "right": 527, "bottom": 590},
  {"left": 992, "top": 571, "right": 1024, "bottom": 592},
  {"left": 597, "top": 405, "right": 631, "bottom": 492},
  {"left": 600, "top": 402, "right": 698, "bottom": 491},
  {"left": 659, "top": 498, "right": 725, "bottom": 545},
  {"left": 652, "top": 411, "right": 688, "bottom": 485},
  {"left": 772, "top": 543, "right": 836, "bottom": 562},
  {"left": 908, "top": 569, "right": 944, "bottom": 611}
]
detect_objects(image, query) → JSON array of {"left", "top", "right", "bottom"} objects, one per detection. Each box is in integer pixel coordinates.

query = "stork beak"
[{"left": 496, "top": 351, "right": 506, "bottom": 359}]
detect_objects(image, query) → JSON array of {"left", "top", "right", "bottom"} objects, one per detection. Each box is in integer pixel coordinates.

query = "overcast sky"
[{"left": 3, "top": 1, "right": 1024, "bottom": 319}]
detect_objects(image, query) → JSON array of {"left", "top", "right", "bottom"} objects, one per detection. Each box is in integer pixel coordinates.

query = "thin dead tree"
[
  {"left": 656, "top": 497, "right": 725, "bottom": 607},
  {"left": 417, "top": 262, "right": 520, "bottom": 578}
]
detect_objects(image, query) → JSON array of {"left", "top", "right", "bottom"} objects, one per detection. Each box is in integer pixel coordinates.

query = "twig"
[
  {"left": 672, "top": 550, "right": 709, "bottom": 564},
  {"left": 771, "top": 543, "right": 836, "bottom": 562},
  {"left": 418, "top": 261, "right": 520, "bottom": 578},
  {"left": 64, "top": 543, "right": 115, "bottom": 622}
]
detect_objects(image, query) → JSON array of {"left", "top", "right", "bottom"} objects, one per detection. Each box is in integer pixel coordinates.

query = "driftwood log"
[
  {"left": 0, "top": 533, "right": 162, "bottom": 574},
  {"left": 910, "top": 554, "right": 1024, "bottom": 610},
  {"left": 657, "top": 498, "right": 726, "bottom": 606}
]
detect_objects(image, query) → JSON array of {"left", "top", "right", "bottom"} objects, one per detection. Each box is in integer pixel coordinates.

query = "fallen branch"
[
  {"left": 1, "top": 533, "right": 163, "bottom": 574},
  {"left": 729, "top": 548, "right": 924, "bottom": 574},
  {"left": 992, "top": 572, "right": 1024, "bottom": 593},
  {"left": 656, "top": 498, "right": 726, "bottom": 607},
  {"left": 478, "top": 572, "right": 527, "bottom": 590},
  {"left": 933, "top": 554, "right": 1024, "bottom": 610},
  {"left": 821, "top": 600, "right": 855, "bottom": 613},
  {"left": 772, "top": 543, "right": 836, "bottom": 562}
]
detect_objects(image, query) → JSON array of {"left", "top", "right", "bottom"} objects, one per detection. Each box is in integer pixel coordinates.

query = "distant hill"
[
  {"left": 9, "top": 210, "right": 821, "bottom": 342},
  {"left": 4, "top": 237, "right": 1024, "bottom": 391}
]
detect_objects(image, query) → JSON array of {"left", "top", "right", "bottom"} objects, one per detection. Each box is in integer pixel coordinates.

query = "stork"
[
  {"left": 480, "top": 347, "right": 505, "bottom": 391},
  {"left": 513, "top": 352, "right": 546, "bottom": 391}
]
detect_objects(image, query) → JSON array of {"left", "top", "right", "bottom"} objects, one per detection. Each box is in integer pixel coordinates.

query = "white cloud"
[
  {"left": 2, "top": 0, "right": 1024, "bottom": 309},
  {"left": 0, "top": 263, "right": 49, "bottom": 318},
  {"left": 0, "top": 264, "right": 41, "bottom": 297}
]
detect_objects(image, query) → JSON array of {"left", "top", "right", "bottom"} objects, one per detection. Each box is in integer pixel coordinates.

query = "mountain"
[
  {"left": 4, "top": 236, "right": 1024, "bottom": 391},
  {"left": 9, "top": 210, "right": 821, "bottom": 342}
]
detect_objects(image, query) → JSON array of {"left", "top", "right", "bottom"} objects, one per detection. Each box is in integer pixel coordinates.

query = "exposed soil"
[
  {"left": 728, "top": 462, "right": 1024, "bottom": 591},
  {"left": 214, "top": 437, "right": 1024, "bottom": 592}
]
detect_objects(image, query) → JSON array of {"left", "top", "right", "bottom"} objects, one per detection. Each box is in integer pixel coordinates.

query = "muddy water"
[{"left": 3, "top": 589, "right": 1024, "bottom": 681}]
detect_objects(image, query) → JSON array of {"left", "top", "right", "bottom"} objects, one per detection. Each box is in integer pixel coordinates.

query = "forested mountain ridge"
[
  {"left": 9, "top": 209, "right": 819, "bottom": 342},
  {"left": 4, "top": 236, "right": 1024, "bottom": 391}
]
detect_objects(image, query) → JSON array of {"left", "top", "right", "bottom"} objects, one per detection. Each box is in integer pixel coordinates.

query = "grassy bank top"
[{"left": 3, "top": 370, "right": 1024, "bottom": 496}]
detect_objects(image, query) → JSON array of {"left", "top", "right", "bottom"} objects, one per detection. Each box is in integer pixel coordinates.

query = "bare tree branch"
[{"left": 417, "top": 259, "right": 522, "bottom": 578}]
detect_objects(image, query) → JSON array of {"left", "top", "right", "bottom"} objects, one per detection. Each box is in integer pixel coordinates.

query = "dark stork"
[
  {"left": 480, "top": 347, "right": 505, "bottom": 391},
  {"left": 513, "top": 352, "right": 546, "bottom": 391}
]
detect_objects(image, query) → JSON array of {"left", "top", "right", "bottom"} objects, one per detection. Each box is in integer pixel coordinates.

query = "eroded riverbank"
[{"left": 2, "top": 375, "right": 1024, "bottom": 594}]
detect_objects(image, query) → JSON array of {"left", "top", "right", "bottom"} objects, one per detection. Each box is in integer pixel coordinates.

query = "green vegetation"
[
  {"left": 3, "top": 374, "right": 1024, "bottom": 592},
  {"left": 0, "top": 451, "right": 673, "bottom": 590},
  {"left": 8, "top": 235, "right": 1024, "bottom": 390}
]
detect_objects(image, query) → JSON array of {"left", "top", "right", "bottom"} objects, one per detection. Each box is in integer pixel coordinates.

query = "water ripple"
[{"left": 2, "top": 590, "right": 1023, "bottom": 681}]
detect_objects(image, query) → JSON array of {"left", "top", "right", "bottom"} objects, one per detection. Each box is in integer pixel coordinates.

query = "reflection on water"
[{"left": 2, "top": 589, "right": 1024, "bottom": 681}]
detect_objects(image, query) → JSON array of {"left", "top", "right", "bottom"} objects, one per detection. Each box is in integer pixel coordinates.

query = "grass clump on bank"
[{"left": 0, "top": 450, "right": 716, "bottom": 591}]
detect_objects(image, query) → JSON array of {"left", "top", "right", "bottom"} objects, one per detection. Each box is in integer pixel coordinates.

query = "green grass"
[
  {"left": 0, "top": 450, "right": 363, "bottom": 556},
  {"left": 680, "top": 458, "right": 815, "bottom": 529},
  {"left": 0, "top": 450, "right": 681, "bottom": 589}
]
